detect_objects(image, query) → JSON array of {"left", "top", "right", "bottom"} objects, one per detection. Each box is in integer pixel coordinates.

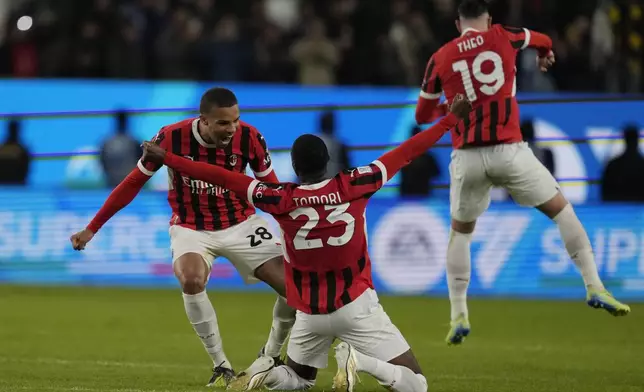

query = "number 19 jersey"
[{"left": 421, "top": 25, "right": 550, "bottom": 149}]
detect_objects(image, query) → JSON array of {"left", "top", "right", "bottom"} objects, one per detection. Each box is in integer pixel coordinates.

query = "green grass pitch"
[{"left": 0, "top": 285, "right": 642, "bottom": 392}]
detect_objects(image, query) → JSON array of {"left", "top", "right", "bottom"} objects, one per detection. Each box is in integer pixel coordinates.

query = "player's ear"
[
  {"left": 488, "top": 16, "right": 492, "bottom": 28},
  {"left": 455, "top": 19, "right": 461, "bottom": 34}
]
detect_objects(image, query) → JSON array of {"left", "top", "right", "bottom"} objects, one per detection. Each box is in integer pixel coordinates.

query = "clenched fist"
[{"left": 70, "top": 229, "right": 95, "bottom": 251}]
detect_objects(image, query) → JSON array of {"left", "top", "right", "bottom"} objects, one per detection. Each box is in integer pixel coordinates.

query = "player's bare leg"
[
  {"left": 174, "top": 253, "right": 235, "bottom": 387},
  {"left": 253, "top": 256, "right": 296, "bottom": 364},
  {"left": 334, "top": 343, "right": 427, "bottom": 392},
  {"left": 228, "top": 356, "right": 316, "bottom": 391},
  {"left": 536, "top": 191, "right": 630, "bottom": 316},
  {"left": 445, "top": 219, "right": 475, "bottom": 345}
]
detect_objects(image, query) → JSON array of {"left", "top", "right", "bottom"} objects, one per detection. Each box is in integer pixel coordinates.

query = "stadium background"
[{"left": 0, "top": 1, "right": 643, "bottom": 391}]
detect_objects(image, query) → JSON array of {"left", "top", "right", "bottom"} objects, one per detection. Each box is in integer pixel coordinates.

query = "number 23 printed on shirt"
[{"left": 289, "top": 203, "right": 356, "bottom": 250}]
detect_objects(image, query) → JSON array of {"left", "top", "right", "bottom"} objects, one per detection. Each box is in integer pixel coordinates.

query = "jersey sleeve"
[
  {"left": 416, "top": 54, "right": 446, "bottom": 124},
  {"left": 498, "top": 25, "right": 552, "bottom": 56},
  {"left": 338, "top": 162, "right": 389, "bottom": 201},
  {"left": 249, "top": 129, "right": 278, "bottom": 182},
  {"left": 246, "top": 181, "right": 292, "bottom": 214}
]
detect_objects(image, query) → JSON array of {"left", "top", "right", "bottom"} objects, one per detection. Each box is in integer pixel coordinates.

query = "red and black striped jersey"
[
  {"left": 416, "top": 24, "right": 553, "bottom": 149},
  {"left": 139, "top": 117, "right": 276, "bottom": 231},
  {"left": 161, "top": 114, "right": 459, "bottom": 314}
]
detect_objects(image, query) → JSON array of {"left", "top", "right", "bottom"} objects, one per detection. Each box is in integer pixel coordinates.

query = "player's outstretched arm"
[
  {"left": 70, "top": 166, "right": 150, "bottom": 250},
  {"left": 499, "top": 25, "right": 554, "bottom": 71},
  {"left": 141, "top": 141, "right": 256, "bottom": 201},
  {"left": 70, "top": 129, "right": 169, "bottom": 251},
  {"left": 380, "top": 94, "right": 472, "bottom": 181}
]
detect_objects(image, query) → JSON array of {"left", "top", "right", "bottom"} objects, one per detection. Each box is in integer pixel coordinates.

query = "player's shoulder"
[
  {"left": 240, "top": 120, "right": 262, "bottom": 135},
  {"left": 431, "top": 41, "right": 452, "bottom": 63},
  {"left": 161, "top": 117, "right": 196, "bottom": 132},
  {"left": 489, "top": 24, "right": 520, "bottom": 39},
  {"left": 340, "top": 162, "right": 384, "bottom": 182},
  {"left": 155, "top": 117, "right": 194, "bottom": 137}
]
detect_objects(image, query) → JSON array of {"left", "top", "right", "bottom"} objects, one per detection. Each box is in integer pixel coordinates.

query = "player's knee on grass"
[
  {"left": 254, "top": 256, "right": 287, "bottom": 297},
  {"left": 174, "top": 253, "right": 210, "bottom": 294},
  {"left": 263, "top": 357, "right": 316, "bottom": 391},
  {"left": 388, "top": 349, "right": 423, "bottom": 375}
]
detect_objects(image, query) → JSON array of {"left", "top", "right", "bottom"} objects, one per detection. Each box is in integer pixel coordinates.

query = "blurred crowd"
[{"left": 0, "top": 0, "right": 642, "bottom": 92}]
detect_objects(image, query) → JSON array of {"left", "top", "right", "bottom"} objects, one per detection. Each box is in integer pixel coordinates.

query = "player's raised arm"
[
  {"left": 380, "top": 95, "right": 472, "bottom": 181},
  {"left": 415, "top": 54, "right": 448, "bottom": 124},
  {"left": 498, "top": 25, "right": 555, "bottom": 71},
  {"left": 249, "top": 127, "right": 279, "bottom": 183},
  {"left": 339, "top": 95, "right": 471, "bottom": 202}
]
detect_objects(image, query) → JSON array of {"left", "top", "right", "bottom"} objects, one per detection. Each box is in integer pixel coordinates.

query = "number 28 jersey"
[{"left": 421, "top": 25, "right": 552, "bottom": 148}]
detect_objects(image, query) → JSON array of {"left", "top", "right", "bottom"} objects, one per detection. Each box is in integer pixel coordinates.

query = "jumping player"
[
  {"left": 140, "top": 95, "right": 473, "bottom": 392},
  {"left": 69, "top": 88, "right": 296, "bottom": 387},
  {"left": 415, "top": 0, "right": 630, "bottom": 346}
]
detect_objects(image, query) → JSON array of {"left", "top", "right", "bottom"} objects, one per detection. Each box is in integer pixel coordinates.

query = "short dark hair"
[
  {"left": 458, "top": 0, "right": 490, "bottom": 19},
  {"left": 199, "top": 87, "right": 238, "bottom": 114},
  {"left": 291, "top": 134, "right": 330, "bottom": 176}
]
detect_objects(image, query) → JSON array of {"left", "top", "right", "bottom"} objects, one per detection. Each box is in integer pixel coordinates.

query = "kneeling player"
[{"left": 141, "top": 95, "right": 472, "bottom": 392}]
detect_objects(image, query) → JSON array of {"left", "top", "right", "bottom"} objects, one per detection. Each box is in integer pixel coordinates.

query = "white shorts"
[
  {"left": 168, "top": 214, "right": 282, "bottom": 284},
  {"left": 449, "top": 142, "right": 560, "bottom": 222},
  {"left": 287, "top": 289, "right": 410, "bottom": 369}
]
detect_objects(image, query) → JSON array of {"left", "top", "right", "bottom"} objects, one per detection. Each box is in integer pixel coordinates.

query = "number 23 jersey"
[
  {"left": 249, "top": 162, "right": 389, "bottom": 315},
  {"left": 421, "top": 25, "right": 551, "bottom": 149}
]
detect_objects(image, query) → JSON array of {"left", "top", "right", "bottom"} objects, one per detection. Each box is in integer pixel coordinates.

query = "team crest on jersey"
[{"left": 229, "top": 154, "right": 237, "bottom": 166}]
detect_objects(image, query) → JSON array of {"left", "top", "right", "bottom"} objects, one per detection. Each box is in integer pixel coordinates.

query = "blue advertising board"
[
  {"left": 0, "top": 80, "right": 642, "bottom": 203},
  {"left": 1, "top": 188, "right": 642, "bottom": 300}
]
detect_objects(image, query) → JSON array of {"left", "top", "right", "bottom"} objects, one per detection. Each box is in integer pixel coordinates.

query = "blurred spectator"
[
  {"left": 264, "top": 0, "right": 300, "bottom": 31},
  {"left": 290, "top": 18, "right": 339, "bottom": 85},
  {"left": 522, "top": 119, "right": 555, "bottom": 174},
  {"left": 0, "top": 119, "right": 31, "bottom": 185},
  {"left": 100, "top": 111, "right": 142, "bottom": 188},
  {"left": 399, "top": 126, "right": 440, "bottom": 198},
  {"left": 72, "top": 20, "right": 106, "bottom": 78},
  {"left": 601, "top": 125, "right": 644, "bottom": 202},
  {"left": 208, "top": 14, "right": 251, "bottom": 81},
  {"left": 154, "top": 7, "right": 195, "bottom": 79},
  {"left": 609, "top": 0, "right": 644, "bottom": 93},
  {"left": 317, "top": 109, "right": 350, "bottom": 177},
  {"left": 108, "top": 19, "right": 145, "bottom": 79}
]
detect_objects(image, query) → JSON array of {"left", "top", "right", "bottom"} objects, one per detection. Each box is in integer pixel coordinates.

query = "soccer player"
[
  {"left": 415, "top": 0, "right": 631, "bottom": 346},
  {"left": 139, "top": 95, "right": 473, "bottom": 392},
  {"left": 69, "top": 87, "right": 296, "bottom": 387}
]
